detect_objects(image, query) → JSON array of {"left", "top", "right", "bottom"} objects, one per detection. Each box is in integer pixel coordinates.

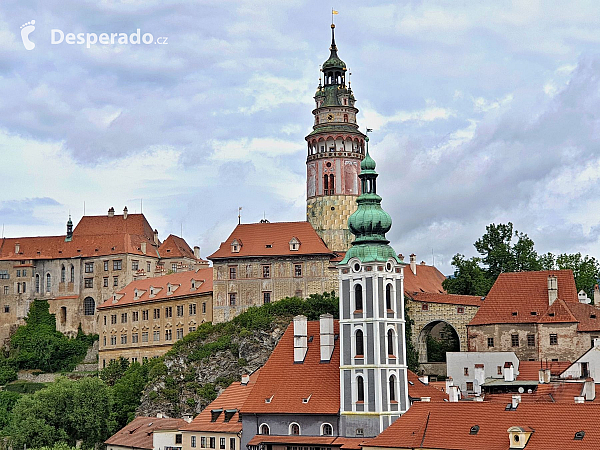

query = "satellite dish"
[{"left": 518, "top": 387, "right": 524, "bottom": 394}]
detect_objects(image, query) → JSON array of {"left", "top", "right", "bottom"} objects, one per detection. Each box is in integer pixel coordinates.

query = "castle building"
[{"left": 306, "top": 23, "right": 366, "bottom": 253}]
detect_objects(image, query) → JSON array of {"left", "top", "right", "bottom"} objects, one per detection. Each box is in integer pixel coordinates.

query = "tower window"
[
  {"left": 343, "top": 99, "right": 347, "bottom": 105},
  {"left": 316, "top": 116, "right": 319, "bottom": 124},
  {"left": 344, "top": 113, "right": 348, "bottom": 122},
  {"left": 329, "top": 174, "right": 335, "bottom": 194},
  {"left": 386, "top": 284, "right": 393, "bottom": 311},
  {"left": 387, "top": 329, "right": 395, "bottom": 356},
  {"left": 355, "top": 329, "right": 364, "bottom": 357},
  {"left": 389, "top": 375, "right": 397, "bottom": 402},
  {"left": 354, "top": 284, "right": 363, "bottom": 311},
  {"left": 357, "top": 376, "right": 365, "bottom": 402}
]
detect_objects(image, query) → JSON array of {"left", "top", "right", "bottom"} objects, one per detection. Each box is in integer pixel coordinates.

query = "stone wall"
[{"left": 307, "top": 195, "right": 357, "bottom": 252}]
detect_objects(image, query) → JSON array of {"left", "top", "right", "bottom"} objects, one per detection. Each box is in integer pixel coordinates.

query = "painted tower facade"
[
  {"left": 338, "top": 141, "right": 409, "bottom": 437},
  {"left": 306, "top": 24, "right": 366, "bottom": 253}
]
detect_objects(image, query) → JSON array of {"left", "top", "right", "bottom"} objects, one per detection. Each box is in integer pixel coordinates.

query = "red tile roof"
[
  {"left": 159, "top": 235, "right": 203, "bottom": 261},
  {"left": 364, "top": 402, "right": 600, "bottom": 450},
  {"left": 105, "top": 416, "right": 185, "bottom": 449},
  {"left": 407, "top": 371, "right": 449, "bottom": 402},
  {"left": 181, "top": 370, "right": 260, "bottom": 433},
  {"left": 74, "top": 213, "right": 155, "bottom": 241},
  {"left": 97, "top": 268, "right": 212, "bottom": 310},
  {"left": 468, "top": 270, "right": 580, "bottom": 326},
  {"left": 484, "top": 382, "right": 600, "bottom": 404},
  {"left": 516, "top": 361, "right": 572, "bottom": 381},
  {"left": 208, "top": 222, "right": 332, "bottom": 259},
  {"left": 403, "top": 264, "right": 446, "bottom": 295},
  {"left": 247, "top": 435, "right": 365, "bottom": 449}
]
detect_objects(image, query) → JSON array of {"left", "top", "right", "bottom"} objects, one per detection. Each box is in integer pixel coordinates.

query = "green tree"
[
  {"left": 110, "top": 362, "right": 150, "bottom": 429},
  {"left": 0, "top": 390, "right": 20, "bottom": 430},
  {"left": 100, "top": 357, "right": 130, "bottom": 386},
  {"left": 442, "top": 254, "right": 492, "bottom": 296},
  {"left": 403, "top": 304, "right": 419, "bottom": 372},
  {"left": 556, "top": 253, "right": 600, "bottom": 299}
]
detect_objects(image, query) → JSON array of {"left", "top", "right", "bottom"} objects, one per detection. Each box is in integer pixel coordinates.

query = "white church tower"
[{"left": 337, "top": 138, "right": 409, "bottom": 437}]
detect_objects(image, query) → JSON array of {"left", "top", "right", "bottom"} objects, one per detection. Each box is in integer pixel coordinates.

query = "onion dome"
[{"left": 322, "top": 24, "right": 346, "bottom": 71}]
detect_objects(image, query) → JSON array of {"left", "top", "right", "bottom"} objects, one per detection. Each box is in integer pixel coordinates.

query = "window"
[
  {"left": 260, "top": 424, "right": 270, "bottom": 435},
  {"left": 357, "top": 376, "right": 364, "bottom": 402},
  {"left": 165, "top": 329, "right": 172, "bottom": 341},
  {"left": 189, "top": 326, "right": 196, "bottom": 333},
  {"left": 35, "top": 274, "right": 40, "bottom": 293},
  {"left": 262, "top": 265, "right": 270, "bottom": 278},
  {"left": 229, "top": 267, "right": 237, "bottom": 279},
  {"left": 132, "top": 333, "right": 139, "bottom": 343},
  {"left": 511, "top": 334, "right": 519, "bottom": 347},
  {"left": 209, "top": 437, "right": 215, "bottom": 449},
  {"left": 229, "top": 438, "right": 235, "bottom": 450},
  {"left": 16, "top": 270, "right": 20, "bottom": 277},
  {"left": 111, "top": 335, "right": 117, "bottom": 345},
  {"left": 121, "top": 334, "right": 127, "bottom": 344},
  {"left": 103, "top": 336, "right": 106, "bottom": 346},
  {"left": 46, "top": 273, "right": 51, "bottom": 292},
  {"left": 111, "top": 314, "right": 117, "bottom": 324},
  {"left": 84, "top": 278, "right": 93, "bottom": 288},
  {"left": 84, "top": 297, "right": 95, "bottom": 315},
  {"left": 142, "top": 309, "right": 149, "bottom": 320},
  {"left": 3, "top": 305, "right": 9, "bottom": 313},
  {"left": 189, "top": 303, "right": 197, "bottom": 315},
  {"left": 294, "top": 264, "right": 302, "bottom": 277},
  {"left": 322, "top": 423, "right": 333, "bottom": 436},
  {"left": 0, "top": 271, "right": 8, "bottom": 280},
  {"left": 113, "top": 260, "right": 122, "bottom": 270},
  {"left": 153, "top": 331, "right": 160, "bottom": 341},
  {"left": 550, "top": 334, "right": 558, "bottom": 345},
  {"left": 344, "top": 113, "right": 348, "bottom": 122},
  {"left": 154, "top": 308, "right": 160, "bottom": 319},
  {"left": 2, "top": 286, "right": 7, "bottom": 295},
  {"left": 487, "top": 337, "right": 494, "bottom": 348},
  {"left": 147, "top": 262, "right": 151, "bottom": 273},
  {"left": 527, "top": 334, "right": 535, "bottom": 347},
  {"left": 85, "top": 262, "right": 94, "bottom": 273},
  {"left": 497, "top": 366, "right": 503, "bottom": 375},
  {"left": 387, "top": 329, "right": 394, "bottom": 356},
  {"left": 113, "top": 276, "right": 118, "bottom": 287},
  {"left": 104, "top": 261, "right": 109, "bottom": 271},
  {"left": 177, "top": 305, "right": 184, "bottom": 317},
  {"left": 421, "top": 303, "right": 429, "bottom": 311},
  {"left": 132, "top": 260, "right": 139, "bottom": 271},
  {"left": 103, "top": 277, "right": 108, "bottom": 287},
  {"left": 165, "top": 306, "right": 172, "bottom": 318},
  {"left": 201, "top": 437, "right": 206, "bottom": 448},
  {"left": 70, "top": 265, "right": 74, "bottom": 282},
  {"left": 121, "top": 313, "right": 127, "bottom": 323},
  {"left": 176, "top": 328, "right": 183, "bottom": 340},
  {"left": 174, "top": 434, "right": 182, "bottom": 445},
  {"left": 202, "top": 302, "right": 206, "bottom": 314},
  {"left": 231, "top": 240, "right": 241, "bottom": 253},
  {"left": 464, "top": 367, "right": 469, "bottom": 376},
  {"left": 220, "top": 438, "right": 225, "bottom": 449},
  {"left": 171, "top": 263, "right": 178, "bottom": 273},
  {"left": 61, "top": 265, "right": 66, "bottom": 283},
  {"left": 466, "top": 382, "right": 474, "bottom": 391},
  {"left": 389, "top": 375, "right": 397, "bottom": 402},
  {"left": 355, "top": 329, "right": 364, "bottom": 357},
  {"left": 289, "top": 423, "right": 300, "bottom": 435},
  {"left": 354, "top": 284, "right": 363, "bottom": 311},
  {"left": 229, "top": 293, "right": 237, "bottom": 306},
  {"left": 385, "top": 284, "right": 392, "bottom": 310},
  {"left": 457, "top": 306, "right": 465, "bottom": 314},
  {"left": 263, "top": 292, "right": 271, "bottom": 304},
  {"left": 191, "top": 436, "right": 197, "bottom": 448},
  {"left": 142, "top": 332, "right": 149, "bottom": 342},
  {"left": 132, "top": 311, "right": 139, "bottom": 321}
]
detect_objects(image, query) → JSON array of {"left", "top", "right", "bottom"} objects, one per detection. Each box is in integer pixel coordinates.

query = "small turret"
[{"left": 65, "top": 215, "right": 73, "bottom": 242}]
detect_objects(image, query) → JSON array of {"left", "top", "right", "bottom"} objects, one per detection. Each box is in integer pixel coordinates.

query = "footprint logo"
[{"left": 20, "top": 20, "right": 35, "bottom": 50}]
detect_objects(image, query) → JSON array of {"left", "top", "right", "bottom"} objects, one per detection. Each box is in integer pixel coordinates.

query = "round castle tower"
[{"left": 306, "top": 24, "right": 366, "bottom": 253}]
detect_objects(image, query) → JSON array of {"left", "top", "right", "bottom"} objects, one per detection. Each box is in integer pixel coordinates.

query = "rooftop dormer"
[
  {"left": 289, "top": 237, "right": 301, "bottom": 251},
  {"left": 231, "top": 239, "right": 242, "bottom": 253},
  {"left": 507, "top": 426, "right": 533, "bottom": 449}
]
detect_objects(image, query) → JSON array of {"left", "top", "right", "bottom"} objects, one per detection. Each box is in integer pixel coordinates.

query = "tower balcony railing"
[{"left": 324, "top": 189, "right": 334, "bottom": 195}]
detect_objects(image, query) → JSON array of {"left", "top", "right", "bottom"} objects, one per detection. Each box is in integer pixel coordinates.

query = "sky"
[{"left": 3, "top": 0, "right": 600, "bottom": 275}]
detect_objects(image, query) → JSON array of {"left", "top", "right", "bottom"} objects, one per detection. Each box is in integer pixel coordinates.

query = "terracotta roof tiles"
[
  {"left": 407, "top": 371, "right": 449, "bottom": 402},
  {"left": 104, "top": 416, "right": 185, "bottom": 449},
  {"left": 159, "top": 234, "right": 204, "bottom": 261}
]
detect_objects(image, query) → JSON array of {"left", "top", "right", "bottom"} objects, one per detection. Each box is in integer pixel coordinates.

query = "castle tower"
[
  {"left": 306, "top": 23, "right": 366, "bottom": 252},
  {"left": 338, "top": 139, "right": 409, "bottom": 437}
]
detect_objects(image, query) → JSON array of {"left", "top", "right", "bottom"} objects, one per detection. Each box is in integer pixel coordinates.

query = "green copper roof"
[
  {"left": 306, "top": 124, "right": 364, "bottom": 138},
  {"left": 322, "top": 25, "right": 346, "bottom": 71},
  {"left": 341, "top": 141, "right": 400, "bottom": 264}
]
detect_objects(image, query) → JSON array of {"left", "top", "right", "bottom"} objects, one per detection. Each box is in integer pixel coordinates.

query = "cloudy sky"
[{"left": 3, "top": 0, "right": 600, "bottom": 274}]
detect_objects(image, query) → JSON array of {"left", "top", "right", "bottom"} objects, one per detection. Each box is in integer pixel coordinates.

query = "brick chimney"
[
  {"left": 319, "top": 313, "right": 334, "bottom": 362},
  {"left": 141, "top": 242, "right": 146, "bottom": 255},
  {"left": 123, "top": 206, "right": 128, "bottom": 220},
  {"left": 548, "top": 274, "right": 558, "bottom": 305},
  {"left": 241, "top": 374, "right": 250, "bottom": 385},
  {"left": 15, "top": 243, "right": 20, "bottom": 254},
  {"left": 108, "top": 207, "right": 115, "bottom": 217},
  {"left": 293, "top": 315, "right": 308, "bottom": 363},
  {"left": 154, "top": 229, "right": 159, "bottom": 245},
  {"left": 448, "top": 385, "right": 460, "bottom": 402},
  {"left": 194, "top": 246, "right": 200, "bottom": 259},
  {"left": 409, "top": 254, "right": 417, "bottom": 275}
]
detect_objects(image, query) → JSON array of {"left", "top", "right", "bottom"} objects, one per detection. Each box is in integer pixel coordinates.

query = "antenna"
[
  {"left": 238, "top": 207, "right": 242, "bottom": 225},
  {"left": 1, "top": 224, "right": 4, "bottom": 239},
  {"left": 140, "top": 198, "right": 143, "bottom": 214},
  {"left": 181, "top": 222, "right": 183, "bottom": 237},
  {"left": 83, "top": 201, "right": 86, "bottom": 215}
]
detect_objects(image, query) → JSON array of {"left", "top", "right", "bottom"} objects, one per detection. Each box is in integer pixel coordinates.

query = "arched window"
[
  {"left": 357, "top": 376, "right": 365, "bottom": 402},
  {"left": 46, "top": 273, "right": 51, "bottom": 292},
  {"left": 355, "top": 329, "right": 364, "bottom": 357},
  {"left": 324, "top": 174, "right": 329, "bottom": 193},
  {"left": 389, "top": 375, "right": 397, "bottom": 402},
  {"left": 61, "top": 265, "right": 66, "bottom": 283},
  {"left": 387, "top": 329, "right": 394, "bottom": 356},
  {"left": 329, "top": 175, "right": 334, "bottom": 194},
  {"left": 343, "top": 113, "right": 348, "bottom": 122},
  {"left": 84, "top": 297, "right": 95, "bottom": 316},
  {"left": 386, "top": 284, "right": 393, "bottom": 311},
  {"left": 354, "top": 284, "right": 363, "bottom": 311},
  {"left": 321, "top": 423, "right": 333, "bottom": 436},
  {"left": 289, "top": 423, "right": 300, "bottom": 435},
  {"left": 35, "top": 274, "right": 40, "bottom": 293},
  {"left": 70, "top": 265, "right": 74, "bottom": 283},
  {"left": 22, "top": 282, "right": 26, "bottom": 293},
  {"left": 259, "top": 424, "right": 270, "bottom": 435}
]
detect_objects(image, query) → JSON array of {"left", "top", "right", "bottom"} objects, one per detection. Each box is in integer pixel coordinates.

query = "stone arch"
[{"left": 417, "top": 319, "right": 460, "bottom": 363}]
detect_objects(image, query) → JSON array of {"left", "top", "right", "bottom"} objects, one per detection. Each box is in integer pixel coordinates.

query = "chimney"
[
  {"left": 548, "top": 274, "right": 558, "bottom": 305},
  {"left": 409, "top": 254, "right": 417, "bottom": 275},
  {"left": 194, "top": 246, "right": 200, "bottom": 259},
  {"left": 241, "top": 374, "right": 250, "bottom": 385},
  {"left": 15, "top": 243, "right": 20, "bottom": 254},
  {"left": 419, "top": 375, "right": 429, "bottom": 385},
  {"left": 123, "top": 206, "right": 128, "bottom": 220},
  {"left": 473, "top": 364, "right": 485, "bottom": 395},
  {"left": 182, "top": 413, "right": 193, "bottom": 423},
  {"left": 584, "top": 378, "right": 595, "bottom": 401},
  {"left": 108, "top": 207, "right": 115, "bottom": 217},
  {"left": 420, "top": 397, "right": 431, "bottom": 402},
  {"left": 293, "top": 315, "right": 308, "bottom": 363},
  {"left": 595, "top": 284, "right": 600, "bottom": 305},
  {"left": 448, "top": 385, "right": 460, "bottom": 402},
  {"left": 445, "top": 377, "right": 454, "bottom": 394},
  {"left": 503, "top": 362, "right": 514, "bottom": 382},
  {"left": 141, "top": 242, "right": 147, "bottom": 255},
  {"left": 544, "top": 368, "right": 551, "bottom": 384},
  {"left": 398, "top": 254, "right": 404, "bottom": 261},
  {"left": 156, "top": 413, "right": 163, "bottom": 419},
  {"left": 574, "top": 396, "right": 585, "bottom": 404},
  {"left": 154, "top": 229, "right": 159, "bottom": 245},
  {"left": 511, "top": 394, "right": 521, "bottom": 408},
  {"left": 538, "top": 368, "right": 546, "bottom": 384},
  {"left": 319, "top": 313, "right": 334, "bottom": 362}
]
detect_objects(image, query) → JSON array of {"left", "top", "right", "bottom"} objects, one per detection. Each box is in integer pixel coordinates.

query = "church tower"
[
  {"left": 306, "top": 23, "right": 366, "bottom": 252},
  {"left": 337, "top": 139, "right": 409, "bottom": 437}
]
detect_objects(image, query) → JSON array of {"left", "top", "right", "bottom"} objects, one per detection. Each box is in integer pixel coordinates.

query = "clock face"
[{"left": 327, "top": 114, "right": 334, "bottom": 121}]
